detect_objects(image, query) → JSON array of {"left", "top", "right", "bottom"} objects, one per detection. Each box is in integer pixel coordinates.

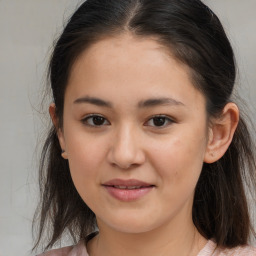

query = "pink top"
[{"left": 37, "top": 239, "right": 256, "bottom": 256}]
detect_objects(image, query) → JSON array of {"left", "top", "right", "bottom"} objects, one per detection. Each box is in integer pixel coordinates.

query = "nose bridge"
[{"left": 108, "top": 122, "right": 144, "bottom": 169}]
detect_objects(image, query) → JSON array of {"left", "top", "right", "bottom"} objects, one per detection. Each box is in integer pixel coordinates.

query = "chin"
[
  {"left": 99, "top": 214, "right": 160, "bottom": 234},
  {"left": 110, "top": 223, "right": 155, "bottom": 234}
]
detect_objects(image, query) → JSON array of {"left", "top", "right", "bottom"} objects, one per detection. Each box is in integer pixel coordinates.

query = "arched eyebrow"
[
  {"left": 138, "top": 97, "right": 185, "bottom": 108},
  {"left": 73, "top": 96, "right": 112, "bottom": 107},
  {"left": 73, "top": 96, "right": 185, "bottom": 108}
]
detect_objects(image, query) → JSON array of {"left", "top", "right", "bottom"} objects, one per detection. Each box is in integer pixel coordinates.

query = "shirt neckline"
[{"left": 78, "top": 233, "right": 217, "bottom": 256}]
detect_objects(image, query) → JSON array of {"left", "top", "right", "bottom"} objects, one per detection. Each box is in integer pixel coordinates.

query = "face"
[{"left": 57, "top": 34, "right": 210, "bottom": 234}]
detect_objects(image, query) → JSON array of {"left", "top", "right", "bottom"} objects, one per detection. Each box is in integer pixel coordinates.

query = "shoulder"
[
  {"left": 36, "top": 240, "right": 88, "bottom": 256},
  {"left": 199, "top": 240, "right": 256, "bottom": 256},
  {"left": 214, "top": 245, "right": 256, "bottom": 256},
  {"left": 36, "top": 246, "right": 74, "bottom": 256}
]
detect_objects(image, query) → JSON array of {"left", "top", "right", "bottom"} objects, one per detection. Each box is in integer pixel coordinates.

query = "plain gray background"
[{"left": 0, "top": 1, "right": 255, "bottom": 256}]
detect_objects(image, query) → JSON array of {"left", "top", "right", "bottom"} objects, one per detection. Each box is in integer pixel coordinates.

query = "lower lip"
[{"left": 103, "top": 186, "right": 154, "bottom": 202}]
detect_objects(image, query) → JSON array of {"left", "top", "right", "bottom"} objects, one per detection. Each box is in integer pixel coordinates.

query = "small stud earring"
[{"left": 61, "top": 149, "right": 68, "bottom": 159}]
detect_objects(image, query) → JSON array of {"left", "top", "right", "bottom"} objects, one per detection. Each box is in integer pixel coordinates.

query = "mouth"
[
  {"left": 103, "top": 178, "right": 154, "bottom": 187},
  {"left": 102, "top": 179, "right": 155, "bottom": 201},
  {"left": 106, "top": 185, "right": 154, "bottom": 190}
]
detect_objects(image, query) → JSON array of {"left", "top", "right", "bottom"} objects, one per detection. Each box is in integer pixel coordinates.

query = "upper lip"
[{"left": 103, "top": 179, "right": 153, "bottom": 187}]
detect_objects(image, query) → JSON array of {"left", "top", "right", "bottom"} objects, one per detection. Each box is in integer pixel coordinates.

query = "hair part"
[{"left": 33, "top": 0, "right": 256, "bottom": 251}]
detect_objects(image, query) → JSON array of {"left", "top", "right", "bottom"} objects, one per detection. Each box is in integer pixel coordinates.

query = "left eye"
[
  {"left": 82, "top": 114, "right": 110, "bottom": 126},
  {"left": 145, "top": 116, "right": 174, "bottom": 127}
]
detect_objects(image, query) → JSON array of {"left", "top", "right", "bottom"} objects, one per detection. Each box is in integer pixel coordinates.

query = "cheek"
[
  {"left": 66, "top": 128, "right": 107, "bottom": 165},
  {"left": 149, "top": 132, "right": 207, "bottom": 188},
  {"left": 65, "top": 133, "right": 106, "bottom": 193}
]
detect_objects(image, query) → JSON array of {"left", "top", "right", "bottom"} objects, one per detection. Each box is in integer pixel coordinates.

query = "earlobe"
[
  {"left": 49, "top": 103, "right": 68, "bottom": 159},
  {"left": 204, "top": 103, "right": 239, "bottom": 163},
  {"left": 61, "top": 149, "right": 68, "bottom": 159}
]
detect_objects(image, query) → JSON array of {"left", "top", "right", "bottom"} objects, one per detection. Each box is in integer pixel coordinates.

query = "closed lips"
[
  {"left": 102, "top": 179, "right": 155, "bottom": 201},
  {"left": 102, "top": 179, "right": 154, "bottom": 188},
  {"left": 106, "top": 185, "right": 155, "bottom": 189}
]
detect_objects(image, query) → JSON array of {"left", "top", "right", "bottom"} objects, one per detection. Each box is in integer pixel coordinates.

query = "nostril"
[
  {"left": 107, "top": 135, "right": 146, "bottom": 169},
  {"left": 111, "top": 162, "right": 141, "bottom": 170}
]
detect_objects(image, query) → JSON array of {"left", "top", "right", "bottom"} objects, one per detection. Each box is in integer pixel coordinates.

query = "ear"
[
  {"left": 204, "top": 103, "right": 239, "bottom": 163},
  {"left": 49, "top": 103, "right": 68, "bottom": 159}
]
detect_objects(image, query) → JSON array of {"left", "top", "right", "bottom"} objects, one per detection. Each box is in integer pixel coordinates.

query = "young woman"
[{"left": 34, "top": 0, "right": 256, "bottom": 255}]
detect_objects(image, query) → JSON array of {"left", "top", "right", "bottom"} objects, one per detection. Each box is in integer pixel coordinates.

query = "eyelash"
[
  {"left": 81, "top": 114, "right": 110, "bottom": 127},
  {"left": 144, "top": 115, "right": 175, "bottom": 128},
  {"left": 81, "top": 114, "right": 175, "bottom": 128}
]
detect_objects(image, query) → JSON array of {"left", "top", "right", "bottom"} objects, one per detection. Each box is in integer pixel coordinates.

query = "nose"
[{"left": 107, "top": 124, "right": 146, "bottom": 169}]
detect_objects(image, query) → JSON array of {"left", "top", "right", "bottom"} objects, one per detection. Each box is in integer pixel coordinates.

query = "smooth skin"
[{"left": 50, "top": 33, "right": 239, "bottom": 256}]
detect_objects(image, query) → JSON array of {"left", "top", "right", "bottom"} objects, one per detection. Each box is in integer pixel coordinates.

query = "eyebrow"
[
  {"left": 73, "top": 96, "right": 112, "bottom": 107},
  {"left": 138, "top": 97, "right": 185, "bottom": 108},
  {"left": 73, "top": 96, "right": 185, "bottom": 108}
]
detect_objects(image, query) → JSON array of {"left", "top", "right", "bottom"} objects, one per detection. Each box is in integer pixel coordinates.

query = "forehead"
[
  {"left": 81, "top": 34, "right": 170, "bottom": 62},
  {"left": 66, "top": 33, "right": 205, "bottom": 109},
  {"left": 71, "top": 34, "right": 174, "bottom": 76}
]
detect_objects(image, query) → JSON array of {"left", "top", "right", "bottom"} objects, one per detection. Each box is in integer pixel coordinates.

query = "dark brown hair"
[{"left": 33, "top": 0, "right": 256, "bottom": 251}]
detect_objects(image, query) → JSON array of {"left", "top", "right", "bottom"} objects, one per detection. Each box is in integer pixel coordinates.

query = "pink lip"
[
  {"left": 103, "top": 179, "right": 152, "bottom": 187},
  {"left": 102, "top": 179, "right": 155, "bottom": 202}
]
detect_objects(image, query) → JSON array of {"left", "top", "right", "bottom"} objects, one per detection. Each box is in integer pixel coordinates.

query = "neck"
[{"left": 88, "top": 215, "right": 207, "bottom": 256}]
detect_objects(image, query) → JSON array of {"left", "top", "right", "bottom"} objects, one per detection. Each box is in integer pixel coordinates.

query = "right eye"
[{"left": 81, "top": 114, "right": 110, "bottom": 127}]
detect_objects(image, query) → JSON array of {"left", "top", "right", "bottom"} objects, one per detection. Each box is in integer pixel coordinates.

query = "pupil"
[
  {"left": 93, "top": 116, "right": 104, "bottom": 125},
  {"left": 153, "top": 117, "right": 165, "bottom": 126}
]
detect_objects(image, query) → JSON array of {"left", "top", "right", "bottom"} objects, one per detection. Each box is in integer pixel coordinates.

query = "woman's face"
[{"left": 58, "top": 34, "right": 210, "bottom": 234}]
